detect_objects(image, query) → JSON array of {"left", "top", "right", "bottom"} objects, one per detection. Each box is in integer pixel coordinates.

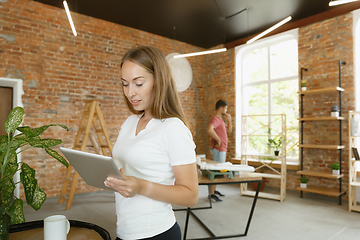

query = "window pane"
[
  {"left": 271, "top": 79, "right": 299, "bottom": 158},
  {"left": 244, "top": 84, "right": 268, "bottom": 115},
  {"left": 270, "top": 39, "right": 298, "bottom": 79},
  {"left": 243, "top": 47, "right": 268, "bottom": 83}
]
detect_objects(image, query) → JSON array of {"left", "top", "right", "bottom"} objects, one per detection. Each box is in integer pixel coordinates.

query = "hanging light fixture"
[
  {"left": 173, "top": 48, "right": 227, "bottom": 58},
  {"left": 329, "top": 0, "right": 359, "bottom": 6},
  {"left": 63, "top": 0, "right": 77, "bottom": 36},
  {"left": 246, "top": 16, "right": 292, "bottom": 44}
]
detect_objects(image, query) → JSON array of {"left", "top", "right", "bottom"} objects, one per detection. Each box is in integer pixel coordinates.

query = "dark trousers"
[{"left": 115, "top": 222, "right": 181, "bottom": 240}]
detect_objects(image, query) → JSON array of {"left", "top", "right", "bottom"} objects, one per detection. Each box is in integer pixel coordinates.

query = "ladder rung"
[
  {"left": 100, "top": 145, "right": 109, "bottom": 148},
  {"left": 60, "top": 195, "right": 69, "bottom": 201},
  {"left": 65, "top": 177, "right": 72, "bottom": 182}
]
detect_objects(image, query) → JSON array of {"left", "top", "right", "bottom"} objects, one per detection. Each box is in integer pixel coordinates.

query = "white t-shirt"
[{"left": 112, "top": 115, "right": 196, "bottom": 240}]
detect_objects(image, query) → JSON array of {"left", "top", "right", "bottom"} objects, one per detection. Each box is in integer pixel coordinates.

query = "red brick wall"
[
  {"left": 297, "top": 14, "right": 354, "bottom": 193},
  {"left": 0, "top": 0, "right": 207, "bottom": 198},
  {"left": 204, "top": 48, "right": 236, "bottom": 159},
  {"left": 0, "top": 0, "right": 357, "bottom": 201}
]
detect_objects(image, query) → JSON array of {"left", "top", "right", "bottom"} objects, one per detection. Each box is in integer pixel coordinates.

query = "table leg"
[{"left": 183, "top": 208, "right": 191, "bottom": 240}]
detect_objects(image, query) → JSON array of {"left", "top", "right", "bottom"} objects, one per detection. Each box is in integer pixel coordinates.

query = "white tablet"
[{"left": 59, "top": 147, "right": 123, "bottom": 191}]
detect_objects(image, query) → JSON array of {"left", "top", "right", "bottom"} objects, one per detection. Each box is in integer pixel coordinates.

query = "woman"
[{"left": 104, "top": 46, "right": 198, "bottom": 240}]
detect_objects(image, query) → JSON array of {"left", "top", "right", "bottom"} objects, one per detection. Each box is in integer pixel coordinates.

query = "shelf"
[
  {"left": 296, "top": 186, "right": 345, "bottom": 197},
  {"left": 231, "top": 158, "right": 301, "bottom": 171},
  {"left": 250, "top": 172, "right": 282, "bottom": 179},
  {"left": 241, "top": 190, "right": 282, "bottom": 201},
  {"left": 350, "top": 181, "right": 360, "bottom": 187},
  {"left": 298, "top": 87, "right": 344, "bottom": 95},
  {"left": 240, "top": 154, "right": 281, "bottom": 158},
  {"left": 350, "top": 205, "right": 360, "bottom": 213},
  {"left": 299, "top": 144, "right": 345, "bottom": 149},
  {"left": 297, "top": 170, "right": 343, "bottom": 179},
  {"left": 298, "top": 117, "right": 345, "bottom": 121}
]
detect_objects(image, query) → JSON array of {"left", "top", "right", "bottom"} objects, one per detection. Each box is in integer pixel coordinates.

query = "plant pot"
[
  {"left": 331, "top": 111, "right": 339, "bottom": 117},
  {"left": 301, "top": 87, "right": 306, "bottom": 91},
  {"left": 300, "top": 183, "right": 307, "bottom": 188},
  {"left": 332, "top": 169, "right": 340, "bottom": 175},
  {"left": 274, "top": 150, "right": 279, "bottom": 156},
  {"left": 252, "top": 179, "right": 266, "bottom": 192}
]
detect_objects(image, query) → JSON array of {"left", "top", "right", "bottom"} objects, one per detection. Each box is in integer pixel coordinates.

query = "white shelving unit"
[
  {"left": 348, "top": 111, "right": 360, "bottom": 212},
  {"left": 239, "top": 114, "right": 287, "bottom": 202}
]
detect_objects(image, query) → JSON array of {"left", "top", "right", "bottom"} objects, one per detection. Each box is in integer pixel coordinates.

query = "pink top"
[{"left": 209, "top": 116, "right": 228, "bottom": 152}]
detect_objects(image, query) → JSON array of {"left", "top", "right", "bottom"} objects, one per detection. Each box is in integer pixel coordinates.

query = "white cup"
[{"left": 44, "top": 215, "right": 70, "bottom": 240}]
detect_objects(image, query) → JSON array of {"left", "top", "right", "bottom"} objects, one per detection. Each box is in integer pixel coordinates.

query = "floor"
[{"left": 23, "top": 184, "right": 360, "bottom": 240}]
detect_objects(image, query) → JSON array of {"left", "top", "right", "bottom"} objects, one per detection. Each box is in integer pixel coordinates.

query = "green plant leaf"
[
  {"left": 1, "top": 153, "right": 16, "bottom": 206},
  {"left": 4, "top": 107, "right": 24, "bottom": 136},
  {"left": 1, "top": 179, "right": 15, "bottom": 207},
  {"left": 45, "top": 147, "right": 69, "bottom": 168},
  {"left": 20, "top": 163, "right": 37, "bottom": 205},
  {"left": 17, "top": 124, "right": 69, "bottom": 137},
  {"left": 0, "top": 135, "right": 6, "bottom": 144},
  {"left": 28, "top": 139, "right": 62, "bottom": 148},
  {"left": 29, "top": 185, "right": 46, "bottom": 211},
  {"left": 7, "top": 199, "right": 25, "bottom": 225},
  {"left": 28, "top": 138, "right": 62, "bottom": 148},
  {"left": 0, "top": 138, "right": 26, "bottom": 155},
  {"left": 0, "top": 207, "right": 10, "bottom": 240}
]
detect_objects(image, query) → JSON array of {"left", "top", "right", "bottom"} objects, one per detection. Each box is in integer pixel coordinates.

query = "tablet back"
[{"left": 60, "top": 147, "right": 123, "bottom": 191}]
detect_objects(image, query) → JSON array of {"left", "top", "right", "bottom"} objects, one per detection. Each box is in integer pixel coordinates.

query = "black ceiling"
[{"left": 33, "top": 0, "right": 344, "bottom": 49}]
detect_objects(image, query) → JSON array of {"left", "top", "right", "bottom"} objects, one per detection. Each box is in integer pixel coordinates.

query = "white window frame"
[
  {"left": 353, "top": 8, "right": 360, "bottom": 111},
  {"left": 0, "top": 77, "right": 24, "bottom": 198},
  {"left": 352, "top": 8, "right": 360, "bottom": 199},
  {"left": 235, "top": 29, "right": 299, "bottom": 163}
]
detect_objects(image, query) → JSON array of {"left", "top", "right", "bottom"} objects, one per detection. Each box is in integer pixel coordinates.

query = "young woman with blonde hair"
[{"left": 105, "top": 46, "right": 198, "bottom": 240}]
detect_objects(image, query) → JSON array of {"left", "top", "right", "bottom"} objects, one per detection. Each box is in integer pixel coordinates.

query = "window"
[{"left": 235, "top": 29, "right": 299, "bottom": 163}]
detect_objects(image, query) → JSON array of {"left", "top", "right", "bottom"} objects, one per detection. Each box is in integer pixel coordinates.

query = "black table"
[{"left": 176, "top": 174, "right": 262, "bottom": 240}]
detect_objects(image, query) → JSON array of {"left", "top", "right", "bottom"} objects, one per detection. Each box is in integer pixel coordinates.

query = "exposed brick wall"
[
  {"left": 0, "top": 0, "right": 208, "bottom": 198},
  {"left": 297, "top": 13, "right": 354, "bottom": 194},
  {"left": 0, "top": 0, "right": 357, "bottom": 202},
  {"left": 203, "top": 48, "right": 236, "bottom": 159}
]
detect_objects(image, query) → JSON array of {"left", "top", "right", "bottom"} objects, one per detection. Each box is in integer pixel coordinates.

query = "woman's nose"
[{"left": 127, "top": 84, "right": 136, "bottom": 97}]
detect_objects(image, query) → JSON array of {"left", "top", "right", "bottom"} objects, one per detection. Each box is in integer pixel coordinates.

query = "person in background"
[
  {"left": 207, "top": 99, "right": 232, "bottom": 202},
  {"left": 104, "top": 46, "right": 198, "bottom": 240}
]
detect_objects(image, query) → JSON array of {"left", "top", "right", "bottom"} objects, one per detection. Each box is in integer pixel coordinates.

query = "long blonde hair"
[{"left": 120, "top": 46, "right": 187, "bottom": 125}]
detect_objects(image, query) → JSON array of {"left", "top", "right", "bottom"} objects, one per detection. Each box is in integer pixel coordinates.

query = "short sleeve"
[
  {"left": 164, "top": 119, "right": 196, "bottom": 166},
  {"left": 209, "top": 116, "right": 219, "bottom": 128}
]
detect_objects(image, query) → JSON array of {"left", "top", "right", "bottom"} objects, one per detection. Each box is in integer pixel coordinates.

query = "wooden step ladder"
[{"left": 58, "top": 100, "right": 113, "bottom": 210}]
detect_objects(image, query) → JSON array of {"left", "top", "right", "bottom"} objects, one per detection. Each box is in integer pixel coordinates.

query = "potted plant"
[
  {"left": 268, "top": 136, "right": 281, "bottom": 156},
  {"left": 301, "top": 79, "right": 307, "bottom": 91},
  {"left": 0, "top": 107, "right": 68, "bottom": 240},
  {"left": 331, "top": 163, "right": 340, "bottom": 175},
  {"left": 331, "top": 105, "right": 340, "bottom": 117},
  {"left": 300, "top": 176, "right": 308, "bottom": 188}
]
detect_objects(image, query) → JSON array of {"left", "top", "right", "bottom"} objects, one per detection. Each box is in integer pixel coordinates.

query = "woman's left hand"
[{"left": 104, "top": 169, "right": 144, "bottom": 198}]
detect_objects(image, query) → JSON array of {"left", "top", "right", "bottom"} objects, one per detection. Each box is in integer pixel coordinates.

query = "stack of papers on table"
[{"left": 198, "top": 161, "right": 254, "bottom": 172}]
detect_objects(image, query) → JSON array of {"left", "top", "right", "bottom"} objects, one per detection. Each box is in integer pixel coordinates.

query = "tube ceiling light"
[
  {"left": 173, "top": 48, "right": 227, "bottom": 58},
  {"left": 63, "top": 0, "right": 77, "bottom": 36},
  {"left": 246, "top": 16, "right": 292, "bottom": 45},
  {"left": 329, "top": 0, "right": 359, "bottom": 6}
]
